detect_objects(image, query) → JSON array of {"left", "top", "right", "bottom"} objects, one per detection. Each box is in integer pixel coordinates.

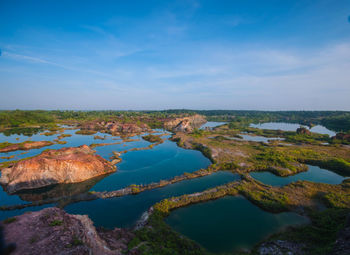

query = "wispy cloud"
[{"left": 2, "top": 51, "right": 54, "bottom": 65}]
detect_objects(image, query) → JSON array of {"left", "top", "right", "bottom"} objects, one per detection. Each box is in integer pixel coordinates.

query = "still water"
[
  {"left": 64, "top": 171, "right": 240, "bottom": 228},
  {"left": 166, "top": 196, "right": 308, "bottom": 253},
  {"left": 250, "top": 122, "right": 336, "bottom": 136},
  {"left": 250, "top": 165, "right": 348, "bottom": 186}
]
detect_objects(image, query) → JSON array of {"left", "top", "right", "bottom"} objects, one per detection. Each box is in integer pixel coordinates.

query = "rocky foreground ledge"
[
  {"left": 1, "top": 207, "right": 133, "bottom": 255},
  {"left": 0, "top": 145, "right": 116, "bottom": 193}
]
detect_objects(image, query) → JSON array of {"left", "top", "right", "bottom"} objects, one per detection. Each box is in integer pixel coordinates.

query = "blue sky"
[{"left": 0, "top": 0, "right": 349, "bottom": 110}]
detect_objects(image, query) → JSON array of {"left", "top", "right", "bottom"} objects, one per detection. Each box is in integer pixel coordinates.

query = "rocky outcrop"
[
  {"left": 80, "top": 121, "right": 150, "bottom": 135},
  {"left": 258, "top": 240, "right": 305, "bottom": 255},
  {"left": 164, "top": 114, "right": 206, "bottom": 133},
  {"left": 0, "top": 141, "right": 54, "bottom": 153},
  {"left": 1, "top": 207, "right": 133, "bottom": 255},
  {"left": 296, "top": 127, "right": 311, "bottom": 135},
  {"left": 0, "top": 145, "right": 116, "bottom": 193},
  {"left": 333, "top": 133, "right": 350, "bottom": 142}
]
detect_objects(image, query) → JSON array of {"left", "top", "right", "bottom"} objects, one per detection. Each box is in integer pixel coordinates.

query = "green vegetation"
[
  {"left": 305, "top": 158, "right": 350, "bottom": 176},
  {"left": 49, "top": 220, "right": 63, "bottom": 226},
  {"left": 41, "top": 131, "right": 58, "bottom": 136},
  {"left": 0, "top": 110, "right": 54, "bottom": 128},
  {"left": 253, "top": 148, "right": 306, "bottom": 176},
  {"left": 263, "top": 208, "right": 349, "bottom": 255},
  {"left": 285, "top": 133, "right": 329, "bottom": 145},
  {"left": 132, "top": 210, "right": 208, "bottom": 255},
  {"left": 146, "top": 176, "right": 350, "bottom": 255},
  {"left": 0, "top": 142, "right": 12, "bottom": 149},
  {"left": 191, "top": 128, "right": 205, "bottom": 138},
  {"left": 1, "top": 109, "right": 350, "bottom": 254},
  {"left": 235, "top": 178, "right": 290, "bottom": 212},
  {"left": 191, "top": 143, "right": 215, "bottom": 163},
  {"left": 71, "top": 236, "right": 83, "bottom": 246},
  {"left": 3, "top": 217, "right": 17, "bottom": 224},
  {"left": 1, "top": 110, "right": 350, "bottom": 132},
  {"left": 142, "top": 134, "right": 162, "bottom": 143},
  {"left": 130, "top": 184, "right": 142, "bottom": 194}
]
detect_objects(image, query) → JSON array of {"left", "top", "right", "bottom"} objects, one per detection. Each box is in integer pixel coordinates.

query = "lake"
[
  {"left": 239, "top": 134, "right": 284, "bottom": 143},
  {"left": 166, "top": 196, "right": 309, "bottom": 253},
  {"left": 200, "top": 122, "right": 226, "bottom": 129},
  {"left": 250, "top": 122, "right": 336, "bottom": 136},
  {"left": 250, "top": 165, "right": 348, "bottom": 186}
]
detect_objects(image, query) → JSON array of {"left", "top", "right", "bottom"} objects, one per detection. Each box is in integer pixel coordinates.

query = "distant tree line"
[{"left": 0, "top": 109, "right": 350, "bottom": 132}]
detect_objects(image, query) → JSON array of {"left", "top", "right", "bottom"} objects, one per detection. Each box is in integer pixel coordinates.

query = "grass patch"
[
  {"left": 142, "top": 134, "right": 162, "bottom": 143},
  {"left": 265, "top": 208, "right": 349, "bottom": 255},
  {"left": 3, "top": 217, "right": 17, "bottom": 224},
  {"left": 49, "top": 220, "right": 63, "bottom": 226},
  {"left": 133, "top": 210, "right": 208, "bottom": 255}
]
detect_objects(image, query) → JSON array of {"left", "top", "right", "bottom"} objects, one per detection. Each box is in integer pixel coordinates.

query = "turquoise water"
[
  {"left": 92, "top": 139, "right": 211, "bottom": 191},
  {"left": 250, "top": 165, "right": 347, "bottom": 186},
  {"left": 0, "top": 127, "right": 213, "bottom": 224},
  {"left": 166, "top": 196, "right": 309, "bottom": 253},
  {"left": 0, "top": 128, "right": 124, "bottom": 163},
  {"left": 250, "top": 122, "right": 336, "bottom": 136},
  {"left": 64, "top": 171, "right": 240, "bottom": 228}
]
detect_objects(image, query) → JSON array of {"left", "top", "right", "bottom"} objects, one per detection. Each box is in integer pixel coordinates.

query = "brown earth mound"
[{"left": 0, "top": 145, "right": 116, "bottom": 193}]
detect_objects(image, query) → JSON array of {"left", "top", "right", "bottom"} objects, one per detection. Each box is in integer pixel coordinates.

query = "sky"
[{"left": 0, "top": 0, "right": 350, "bottom": 110}]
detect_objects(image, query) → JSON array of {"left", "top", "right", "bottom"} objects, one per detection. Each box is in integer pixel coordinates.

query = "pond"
[
  {"left": 200, "top": 122, "right": 226, "bottom": 129},
  {"left": 250, "top": 122, "right": 336, "bottom": 136},
  {"left": 92, "top": 139, "right": 211, "bottom": 191},
  {"left": 64, "top": 171, "right": 240, "bottom": 228},
  {"left": 250, "top": 165, "right": 348, "bottom": 186},
  {"left": 166, "top": 196, "right": 308, "bottom": 253},
  {"left": 238, "top": 134, "right": 284, "bottom": 143}
]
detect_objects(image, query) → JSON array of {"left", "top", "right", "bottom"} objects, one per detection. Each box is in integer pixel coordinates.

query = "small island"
[
  {"left": 0, "top": 145, "right": 116, "bottom": 193},
  {"left": 142, "top": 134, "right": 163, "bottom": 143}
]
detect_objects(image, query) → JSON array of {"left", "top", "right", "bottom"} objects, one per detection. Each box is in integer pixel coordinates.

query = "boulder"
[
  {"left": 0, "top": 145, "right": 116, "bottom": 193},
  {"left": 1, "top": 207, "right": 132, "bottom": 255},
  {"left": 296, "top": 127, "right": 311, "bottom": 135}
]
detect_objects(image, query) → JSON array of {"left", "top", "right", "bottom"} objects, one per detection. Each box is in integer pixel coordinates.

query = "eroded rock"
[
  {"left": 164, "top": 114, "right": 206, "bottom": 133},
  {"left": 0, "top": 145, "right": 116, "bottom": 193},
  {"left": 1, "top": 207, "right": 132, "bottom": 255},
  {"left": 296, "top": 127, "right": 311, "bottom": 135},
  {"left": 80, "top": 121, "right": 150, "bottom": 135}
]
